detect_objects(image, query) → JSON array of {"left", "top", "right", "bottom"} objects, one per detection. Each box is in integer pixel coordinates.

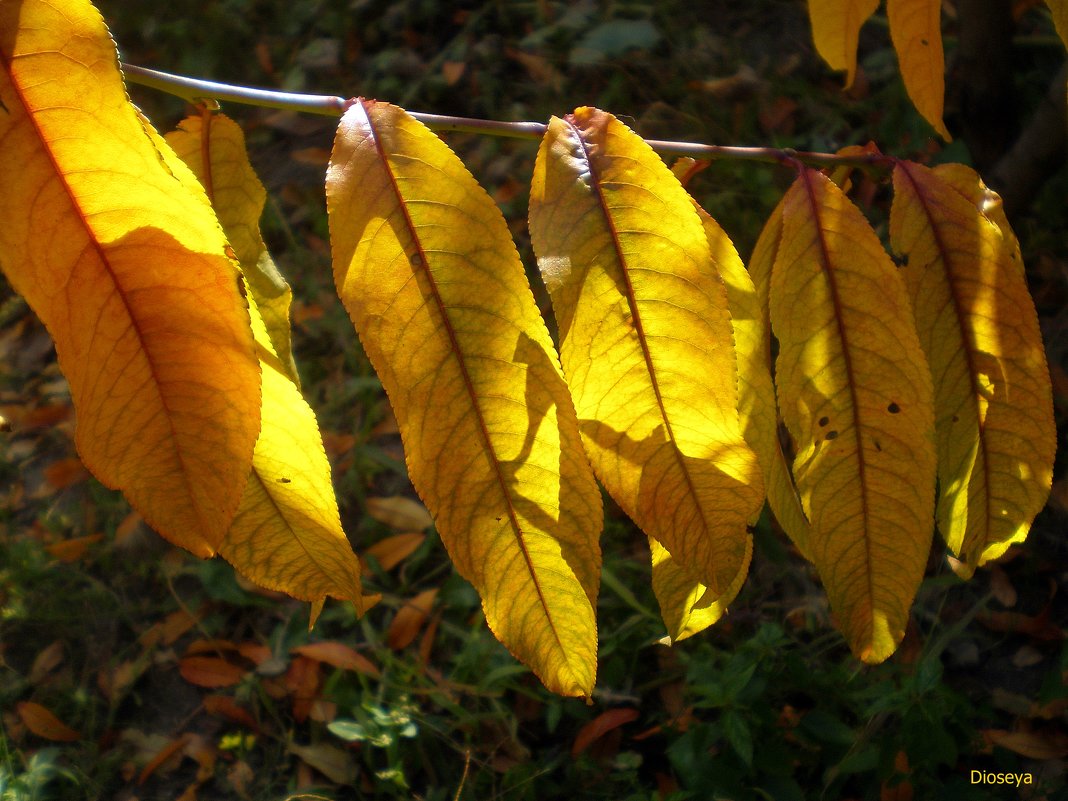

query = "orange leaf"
[
  {"left": 237, "top": 642, "right": 273, "bottom": 666},
  {"left": 179, "top": 656, "right": 247, "bottom": 688},
  {"left": 388, "top": 588, "right": 439, "bottom": 651},
  {"left": 880, "top": 751, "right": 914, "bottom": 801},
  {"left": 0, "top": 0, "right": 260, "bottom": 556},
  {"left": 291, "top": 642, "right": 381, "bottom": 678},
  {"left": 139, "top": 734, "right": 191, "bottom": 785},
  {"left": 29, "top": 641, "right": 65, "bottom": 683},
  {"left": 16, "top": 701, "right": 81, "bottom": 742},
  {"left": 185, "top": 639, "right": 241, "bottom": 656},
  {"left": 45, "top": 534, "right": 104, "bottom": 563},
  {"left": 988, "top": 728, "right": 1068, "bottom": 759},
  {"left": 203, "top": 695, "right": 260, "bottom": 732},
  {"left": 285, "top": 655, "right": 321, "bottom": 723},
  {"left": 572, "top": 708, "right": 639, "bottom": 757},
  {"left": 140, "top": 608, "right": 203, "bottom": 649},
  {"left": 362, "top": 532, "right": 426, "bottom": 574},
  {"left": 42, "top": 458, "right": 88, "bottom": 490}
]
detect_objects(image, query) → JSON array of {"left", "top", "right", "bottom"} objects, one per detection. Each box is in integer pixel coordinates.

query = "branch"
[{"left": 121, "top": 63, "right": 892, "bottom": 171}]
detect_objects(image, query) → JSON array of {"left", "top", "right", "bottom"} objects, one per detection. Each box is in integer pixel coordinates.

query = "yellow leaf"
[
  {"left": 887, "top": 0, "right": 951, "bottom": 140},
  {"left": 165, "top": 113, "right": 299, "bottom": 384},
  {"left": 651, "top": 535, "right": 751, "bottom": 643},
  {"left": 529, "top": 108, "right": 764, "bottom": 600},
  {"left": 747, "top": 200, "right": 814, "bottom": 558},
  {"left": 1047, "top": 1, "right": 1068, "bottom": 52},
  {"left": 159, "top": 112, "right": 370, "bottom": 615},
  {"left": 648, "top": 161, "right": 771, "bottom": 639},
  {"left": 807, "top": 0, "right": 880, "bottom": 88},
  {"left": 890, "top": 162, "right": 1054, "bottom": 576},
  {"left": 326, "top": 99, "right": 602, "bottom": 697},
  {"left": 0, "top": 0, "right": 260, "bottom": 556},
  {"left": 772, "top": 168, "right": 935, "bottom": 663},
  {"left": 217, "top": 343, "right": 373, "bottom": 615}
]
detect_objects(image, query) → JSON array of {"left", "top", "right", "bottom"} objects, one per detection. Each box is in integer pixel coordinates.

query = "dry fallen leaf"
[
  {"left": 572, "top": 708, "right": 639, "bottom": 757},
  {"left": 365, "top": 496, "right": 433, "bottom": 530},
  {"left": 388, "top": 588, "right": 439, "bottom": 651},
  {"left": 16, "top": 701, "right": 81, "bottom": 742}
]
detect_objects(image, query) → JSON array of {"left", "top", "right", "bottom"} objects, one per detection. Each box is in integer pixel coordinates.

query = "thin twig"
[{"left": 120, "top": 62, "right": 894, "bottom": 171}]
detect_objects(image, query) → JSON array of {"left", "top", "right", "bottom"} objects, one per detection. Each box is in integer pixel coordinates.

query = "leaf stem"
[{"left": 121, "top": 63, "right": 892, "bottom": 171}]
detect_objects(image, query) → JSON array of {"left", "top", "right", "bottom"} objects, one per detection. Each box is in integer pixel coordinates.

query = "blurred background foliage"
[{"left": 2, "top": 1, "right": 1067, "bottom": 799}]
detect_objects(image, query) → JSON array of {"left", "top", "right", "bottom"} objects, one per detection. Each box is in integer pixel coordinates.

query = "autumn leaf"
[
  {"left": 771, "top": 168, "right": 935, "bottom": 662},
  {"left": 16, "top": 701, "right": 81, "bottom": 742},
  {"left": 388, "top": 588, "right": 439, "bottom": 650},
  {"left": 161, "top": 113, "right": 371, "bottom": 615},
  {"left": 890, "top": 162, "right": 1055, "bottom": 576},
  {"left": 326, "top": 99, "right": 602, "bottom": 697},
  {"left": 651, "top": 536, "right": 751, "bottom": 643},
  {"left": 0, "top": 0, "right": 260, "bottom": 556},
  {"left": 165, "top": 113, "right": 299, "bottom": 383},
  {"left": 217, "top": 345, "right": 373, "bottom": 617},
  {"left": 365, "top": 496, "right": 433, "bottom": 530},
  {"left": 1048, "top": 1, "right": 1068, "bottom": 51},
  {"left": 529, "top": 108, "right": 763, "bottom": 601},
  {"left": 292, "top": 642, "right": 381, "bottom": 678},
  {"left": 362, "top": 532, "right": 426, "bottom": 574},
  {"left": 887, "top": 0, "right": 950, "bottom": 139},
  {"left": 648, "top": 162, "right": 774, "bottom": 639},
  {"left": 746, "top": 199, "right": 814, "bottom": 557},
  {"left": 807, "top": 0, "right": 880, "bottom": 88},
  {"left": 571, "top": 708, "right": 639, "bottom": 757},
  {"left": 179, "top": 655, "right": 247, "bottom": 688}
]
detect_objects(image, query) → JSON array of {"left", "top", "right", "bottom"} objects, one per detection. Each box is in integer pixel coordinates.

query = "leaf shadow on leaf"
[
  {"left": 495, "top": 330, "right": 601, "bottom": 602},
  {"left": 578, "top": 416, "right": 751, "bottom": 598}
]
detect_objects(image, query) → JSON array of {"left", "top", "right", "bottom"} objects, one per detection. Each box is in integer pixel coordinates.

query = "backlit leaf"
[
  {"left": 771, "top": 168, "right": 935, "bottom": 662},
  {"left": 327, "top": 99, "right": 602, "bottom": 697},
  {"left": 0, "top": 0, "right": 260, "bottom": 556},
  {"left": 890, "top": 162, "right": 1054, "bottom": 576},
  {"left": 1048, "top": 1, "right": 1068, "bottom": 51},
  {"left": 651, "top": 535, "right": 751, "bottom": 643},
  {"left": 806, "top": 0, "right": 880, "bottom": 88},
  {"left": 529, "top": 108, "right": 763, "bottom": 600},
  {"left": 165, "top": 113, "right": 299, "bottom": 384},
  {"left": 887, "top": 0, "right": 950, "bottom": 140},
  {"left": 217, "top": 334, "right": 372, "bottom": 615},
  {"left": 651, "top": 163, "right": 773, "bottom": 639},
  {"left": 163, "top": 113, "right": 370, "bottom": 614},
  {"left": 747, "top": 200, "right": 814, "bottom": 557}
]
